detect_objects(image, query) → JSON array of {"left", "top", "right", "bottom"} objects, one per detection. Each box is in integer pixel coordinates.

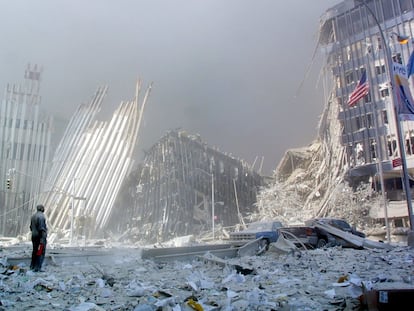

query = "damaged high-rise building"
[
  {"left": 111, "top": 129, "right": 264, "bottom": 243},
  {"left": 270, "top": 0, "right": 414, "bottom": 232},
  {"left": 0, "top": 66, "right": 263, "bottom": 243},
  {"left": 0, "top": 65, "right": 52, "bottom": 236},
  {"left": 318, "top": 0, "right": 414, "bottom": 226}
]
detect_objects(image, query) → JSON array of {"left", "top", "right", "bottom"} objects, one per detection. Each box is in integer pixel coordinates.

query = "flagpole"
[
  {"left": 357, "top": 1, "right": 414, "bottom": 235},
  {"left": 371, "top": 91, "right": 391, "bottom": 243}
]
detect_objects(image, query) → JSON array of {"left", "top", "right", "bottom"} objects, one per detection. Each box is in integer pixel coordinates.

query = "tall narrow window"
[{"left": 382, "top": 110, "right": 389, "bottom": 124}]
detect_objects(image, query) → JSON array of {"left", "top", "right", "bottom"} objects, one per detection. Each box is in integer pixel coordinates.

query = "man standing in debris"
[{"left": 30, "top": 204, "right": 48, "bottom": 272}]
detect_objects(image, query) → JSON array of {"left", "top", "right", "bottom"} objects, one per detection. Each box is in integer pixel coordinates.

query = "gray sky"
[{"left": 0, "top": 0, "right": 341, "bottom": 175}]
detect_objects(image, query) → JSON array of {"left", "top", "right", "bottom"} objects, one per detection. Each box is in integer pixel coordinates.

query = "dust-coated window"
[{"left": 345, "top": 71, "right": 354, "bottom": 85}]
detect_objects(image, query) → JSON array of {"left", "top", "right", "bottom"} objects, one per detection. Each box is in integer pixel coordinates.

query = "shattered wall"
[{"left": 112, "top": 129, "right": 264, "bottom": 243}]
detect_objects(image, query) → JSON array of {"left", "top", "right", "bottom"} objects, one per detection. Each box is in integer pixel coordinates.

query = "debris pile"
[
  {"left": 252, "top": 93, "right": 384, "bottom": 235},
  {"left": 1, "top": 241, "right": 413, "bottom": 310}
]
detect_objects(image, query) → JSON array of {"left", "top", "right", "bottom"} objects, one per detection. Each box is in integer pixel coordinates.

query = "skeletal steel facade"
[
  {"left": 116, "top": 129, "right": 264, "bottom": 243},
  {"left": 39, "top": 81, "right": 152, "bottom": 237},
  {"left": 320, "top": 1, "right": 414, "bottom": 185},
  {"left": 0, "top": 64, "right": 52, "bottom": 236}
]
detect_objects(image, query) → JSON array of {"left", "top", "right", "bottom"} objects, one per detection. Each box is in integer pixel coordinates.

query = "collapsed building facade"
[
  {"left": 318, "top": 0, "right": 414, "bottom": 227},
  {"left": 265, "top": 0, "right": 414, "bottom": 233},
  {"left": 0, "top": 65, "right": 52, "bottom": 236},
  {"left": 39, "top": 81, "right": 152, "bottom": 239},
  {"left": 0, "top": 65, "right": 263, "bottom": 242},
  {"left": 0, "top": 65, "right": 153, "bottom": 239},
  {"left": 7, "top": 1, "right": 414, "bottom": 242},
  {"left": 112, "top": 129, "right": 264, "bottom": 243}
]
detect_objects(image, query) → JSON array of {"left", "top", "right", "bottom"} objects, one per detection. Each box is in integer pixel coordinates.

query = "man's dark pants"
[{"left": 31, "top": 237, "right": 45, "bottom": 271}]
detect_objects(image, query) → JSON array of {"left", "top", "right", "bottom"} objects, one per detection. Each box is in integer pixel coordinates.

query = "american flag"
[{"left": 348, "top": 70, "right": 369, "bottom": 107}]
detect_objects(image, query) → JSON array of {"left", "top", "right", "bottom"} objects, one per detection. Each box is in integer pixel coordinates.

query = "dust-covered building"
[
  {"left": 318, "top": 0, "right": 414, "bottom": 227},
  {"left": 112, "top": 129, "right": 264, "bottom": 243},
  {"left": 0, "top": 65, "right": 52, "bottom": 236}
]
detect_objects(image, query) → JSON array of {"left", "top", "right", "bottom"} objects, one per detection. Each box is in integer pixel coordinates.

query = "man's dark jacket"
[{"left": 30, "top": 211, "right": 47, "bottom": 242}]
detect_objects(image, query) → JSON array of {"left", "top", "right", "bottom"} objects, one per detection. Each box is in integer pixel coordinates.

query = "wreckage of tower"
[
  {"left": 0, "top": 66, "right": 264, "bottom": 242},
  {"left": 0, "top": 65, "right": 52, "bottom": 236},
  {"left": 110, "top": 129, "right": 265, "bottom": 243}
]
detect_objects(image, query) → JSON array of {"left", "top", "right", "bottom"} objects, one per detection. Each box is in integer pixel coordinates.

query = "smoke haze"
[{"left": 0, "top": 0, "right": 341, "bottom": 175}]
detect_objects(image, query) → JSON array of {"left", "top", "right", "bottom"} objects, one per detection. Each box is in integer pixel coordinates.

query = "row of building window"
[
  {"left": 1, "top": 118, "right": 47, "bottom": 131},
  {"left": 1, "top": 141, "right": 48, "bottom": 161},
  {"left": 350, "top": 135, "right": 414, "bottom": 167},
  {"left": 340, "top": 53, "right": 401, "bottom": 91},
  {"left": 340, "top": 110, "right": 389, "bottom": 132},
  {"left": 335, "top": 0, "right": 413, "bottom": 42}
]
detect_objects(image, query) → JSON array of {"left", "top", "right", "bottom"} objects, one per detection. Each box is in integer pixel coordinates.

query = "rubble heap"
[
  {"left": 253, "top": 93, "right": 379, "bottom": 231},
  {"left": 1, "top": 240, "right": 413, "bottom": 310}
]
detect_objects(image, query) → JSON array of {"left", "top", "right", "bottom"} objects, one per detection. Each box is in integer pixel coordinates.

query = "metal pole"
[
  {"left": 371, "top": 98, "right": 391, "bottom": 242},
  {"left": 70, "top": 178, "right": 75, "bottom": 244},
  {"left": 211, "top": 170, "right": 215, "bottom": 240},
  {"left": 358, "top": 0, "right": 414, "bottom": 230},
  {"left": 233, "top": 178, "right": 246, "bottom": 229}
]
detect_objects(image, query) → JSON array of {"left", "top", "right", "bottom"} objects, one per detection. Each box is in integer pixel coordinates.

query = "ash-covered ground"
[{"left": 1, "top": 236, "right": 414, "bottom": 311}]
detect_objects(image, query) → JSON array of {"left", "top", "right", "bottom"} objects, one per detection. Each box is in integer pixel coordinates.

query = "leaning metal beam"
[
  {"left": 42, "top": 90, "right": 105, "bottom": 207},
  {"left": 40, "top": 87, "right": 107, "bottom": 231},
  {"left": 43, "top": 81, "right": 151, "bottom": 236}
]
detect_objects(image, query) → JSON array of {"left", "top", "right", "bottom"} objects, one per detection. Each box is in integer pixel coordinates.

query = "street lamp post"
[
  {"left": 196, "top": 161, "right": 215, "bottom": 240},
  {"left": 357, "top": 0, "right": 414, "bottom": 231},
  {"left": 70, "top": 178, "right": 76, "bottom": 245},
  {"left": 210, "top": 168, "right": 215, "bottom": 240}
]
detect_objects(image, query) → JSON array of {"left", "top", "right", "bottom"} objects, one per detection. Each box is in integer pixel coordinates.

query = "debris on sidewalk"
[{"left": 1, "top": 240, "right": 413, "bottom": 310}]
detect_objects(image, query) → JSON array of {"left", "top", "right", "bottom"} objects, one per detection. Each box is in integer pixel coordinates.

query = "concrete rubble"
[{"left": 1, "top": 238, "right": 414, "bottom": 310}]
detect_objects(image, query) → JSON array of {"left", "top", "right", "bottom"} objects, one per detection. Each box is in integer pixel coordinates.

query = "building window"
[
  {"left": 356, "top": 116, "right": 361, "bottom": 129},
  {"left": 370, "top": 139, "right": 377, "bottom": 160},
  {"left": 399, "top": 0, "right": 412, "bottom": 13},
  {"left": 367, "top": 114, "right": 373, "bottom": 128},
  {"left": 407, "top": 137, "right": 414, "bottom": 155},
  {"left": 345, "top": 71, "right": 354, "bottom": 85},
  {"left": 337, "top": 15, "right": 348, "bottom": 41},
  {"left": 382, "top": 110, "right": 389, "bottom": 124},
  {"left": 356, "top": 143, "right": 365, "bottom": 165},
  {"left": 392, "top": 53, "right": 403, "bottom": 64},
  {"left": 380, "top": 88, "right": 390, "bottom": 97},
  {"left": 382, "top": 0, "right": 395, "bottom": 20},
  {"left": 376, "top": 36, "right": 383, "bottom": 50},
  {"left": 388, "top": 139, "right": 398, "bottom": 156},
  {"left": 375, "top": 65, "right": 386, "bottom": 75},
  {"left": 364, "top": 93, "right": 371, "bottom": 103}
]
